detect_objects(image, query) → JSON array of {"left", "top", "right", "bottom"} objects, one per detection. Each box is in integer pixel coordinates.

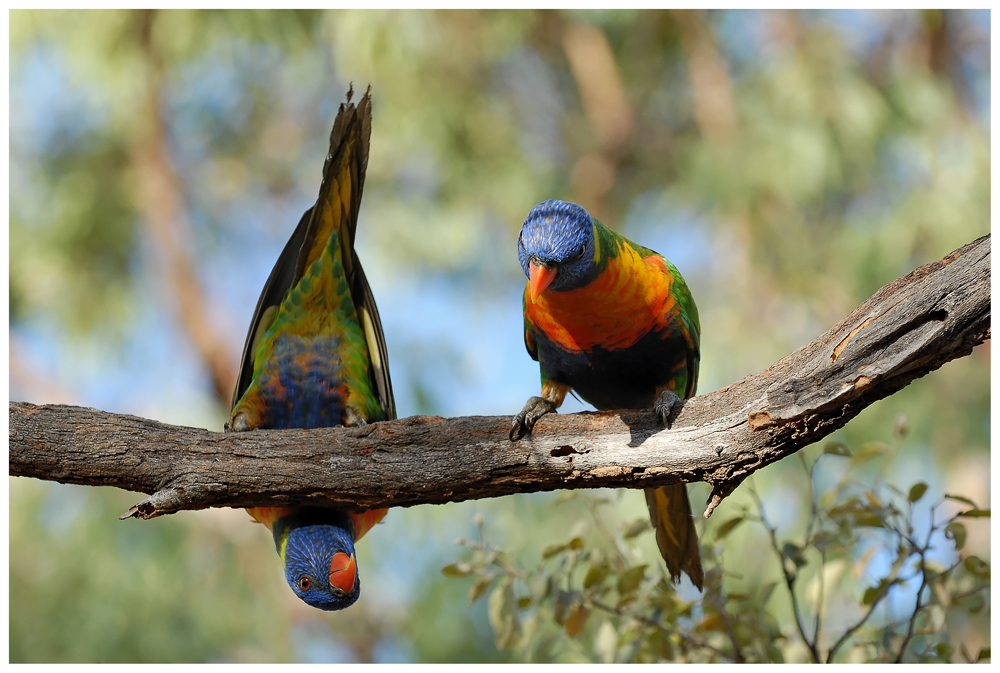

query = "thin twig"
[
  {"left": 892, "top": 501, "right": 949, "bottom": 663},
  {"left": 825, "top": 573, "right": 901, "bottom": 663},
  {"left": 706, "top": 590, "right": 747, "bottom": 663},
  {"left": 816, "top": 549, "right": 826, "bottom": 651},
  {"left": 803, "top": 453, "right": 823, "bottom": 647},
  {"left": 893, "top": 557, "right": 930, "bottom": 663},
  {"left": 824, "top": 498, "right": 921, "bottom": 663},
  {"left": 750, "top": 485, "right": 821, "bottom": 663}
]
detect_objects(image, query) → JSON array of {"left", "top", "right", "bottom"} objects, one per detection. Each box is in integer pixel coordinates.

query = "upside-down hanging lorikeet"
[
  {"left": 509, "top": 199, "right": 704, "bottom": 589},
  {"left": 226, "top": 88, "right": 394, "bottom": 610}
]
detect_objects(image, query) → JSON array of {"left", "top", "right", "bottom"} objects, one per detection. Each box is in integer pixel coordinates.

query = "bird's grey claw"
[
  {"left": 654, "top": 390, "right": 683, "bottom": 428},
  {"left": 509, "top": 396, "right": 557, "bottom": 441},
  {"left": 509, "top": 417, "right": 527, "bottom": 441},
  {"left": 228, "top": 413, "right": 250, "bottom": 433}
]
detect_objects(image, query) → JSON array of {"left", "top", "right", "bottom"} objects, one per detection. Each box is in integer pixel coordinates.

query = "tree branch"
[{"left": 8, "top": 236, "right": 990, "bottom": 521}]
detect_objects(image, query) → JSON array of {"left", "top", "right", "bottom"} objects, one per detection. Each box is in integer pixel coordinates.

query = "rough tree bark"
[{"left": 9, "top": 235, "right": 990, "bottom": 521}]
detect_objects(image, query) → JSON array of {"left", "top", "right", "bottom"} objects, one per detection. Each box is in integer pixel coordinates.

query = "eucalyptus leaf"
[
  {"left": 907, "top": 482, "right": 928, "bottom": 502},
  {"left": 564, "top": 604, "right": 590, "bottom": 638},
  {"left": 441, "top": 562, "right": 473, "bottom": 577},
  {"left": 963, "top": 556, "right": 990, "bottom": 578},
  {"left": 945, "top": 522, "right": 967, "bottom": 550},
  {"left": 583, "top": 563, "right": 609, "bottom": 589},
  {"left": 617, "top": 565, "right": 647, "bottom": 595},
  {"left": 714, "top": 516, "right": 744, "bottom": 540},
  {"left": 542, "top": 543, "right": 567, "bottom": 559},
  {"left": 468, "top": 576, "right": 493, "bottom": 603},
  {"left": 944, "top": 493, "right": 977, "bottom": 507},
  {"left": 823, "top": 441, "right": 852, "bottom": 457},
  {"left": 622, "top": 518, "right": 651, "bottom": 539},
  {"left": 488, "top": 580, "right": 521, "bottom": 651}
]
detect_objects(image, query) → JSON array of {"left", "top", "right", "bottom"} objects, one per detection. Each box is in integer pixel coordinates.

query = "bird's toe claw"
[
  {"left": 654, "top": 390, "right": 683, "bottom": 428},
  {"left": 509, "top": 414, "right": 529, "bottom": 441},
  {"left": 228, "top": 413, "right": 250, "bottom": 433},
  {"left": 509, "top": 396, "right": 557, "bottom": 441}
]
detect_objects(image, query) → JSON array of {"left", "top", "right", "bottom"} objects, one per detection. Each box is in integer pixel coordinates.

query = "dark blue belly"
[
  {"left": 254, "top": 334, "right": 349, "bottom": 430},
  {"left": 536, "top": 327, "right": 693, "bottom": 410}
]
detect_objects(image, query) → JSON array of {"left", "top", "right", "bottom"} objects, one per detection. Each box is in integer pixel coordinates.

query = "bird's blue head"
[
  {"left": 275, "top": 509, "right": 361, "bottom": 611},
  {"left": 517, "top": 200, "right": 597, "bottom": 302}
]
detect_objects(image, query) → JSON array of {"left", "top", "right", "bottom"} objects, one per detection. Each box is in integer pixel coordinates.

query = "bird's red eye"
[
  {"left": 299, "top": 576, "right": 311, "bottom": 591},
  {"left": 578, "top": 245, "right": 586, "bottom": 258}
]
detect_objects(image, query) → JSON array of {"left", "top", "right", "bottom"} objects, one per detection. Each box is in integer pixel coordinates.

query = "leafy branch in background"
[
  {"left": 750, "top": 427, "right": 990, "bottom": 663},
  {"left": 443, "top": 417, "right": 990, "bottom": 663}
]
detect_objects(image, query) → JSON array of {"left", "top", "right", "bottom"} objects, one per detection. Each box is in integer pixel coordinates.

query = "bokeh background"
[{"left": 9, "top": 9, "right": 990, "bottom": 663}]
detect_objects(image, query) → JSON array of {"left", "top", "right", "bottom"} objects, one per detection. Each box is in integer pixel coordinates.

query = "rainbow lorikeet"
[
  {"left": 509, "top": 199, "right": 704, "bottom": 589},
  {"left": 226, "top": 88, "right": 394, "bottom": 610}
]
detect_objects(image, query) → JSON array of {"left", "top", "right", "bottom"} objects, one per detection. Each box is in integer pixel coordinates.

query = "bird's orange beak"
[
  {"left": 329, "top": 552, "right": 357, "bottom": 594},
  {"left": 528, "top": 262, "right": 557, "bottom": 304}
]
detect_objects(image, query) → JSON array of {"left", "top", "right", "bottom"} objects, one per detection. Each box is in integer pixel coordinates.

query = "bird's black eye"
[
  {"left": 299, "top": 576, "right": 311, "bottom": 591},
  {"left": 577, "top": 245, "right": 586, "bottom": 259}
]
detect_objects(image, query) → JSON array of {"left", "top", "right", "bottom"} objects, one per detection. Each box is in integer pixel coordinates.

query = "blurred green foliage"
[
  {"left": 9, "top": 8, "right": 989, "bottom": 663},
  {"left": 10, "top": 482, "right": 295, "bottom": 662},
  {"left": 447, "top": 431, "right": 990, "bottom": 662}
]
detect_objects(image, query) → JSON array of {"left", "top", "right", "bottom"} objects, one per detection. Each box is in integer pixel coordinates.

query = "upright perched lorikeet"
[
  {"left": 227, "top": 88, "right": 394, "bottom": 610},
  {"left": 509, "top": 199, "right": 703, "bottom": 589}
]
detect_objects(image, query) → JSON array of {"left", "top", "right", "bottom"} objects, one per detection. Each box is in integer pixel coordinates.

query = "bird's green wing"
[
  {"left": 662, "top": 255, "right": 700, "bottom": 399},
  {"left": 230, "top": 88, "right": 394, "bottom": 420},
  {"left": 231, "top": 208, "right": 310, "bottom": 410}
]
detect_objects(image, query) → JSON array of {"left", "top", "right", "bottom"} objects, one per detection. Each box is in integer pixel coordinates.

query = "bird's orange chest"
[{"left": 526, "top": 246, "right": 677, "bottom": 353}]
